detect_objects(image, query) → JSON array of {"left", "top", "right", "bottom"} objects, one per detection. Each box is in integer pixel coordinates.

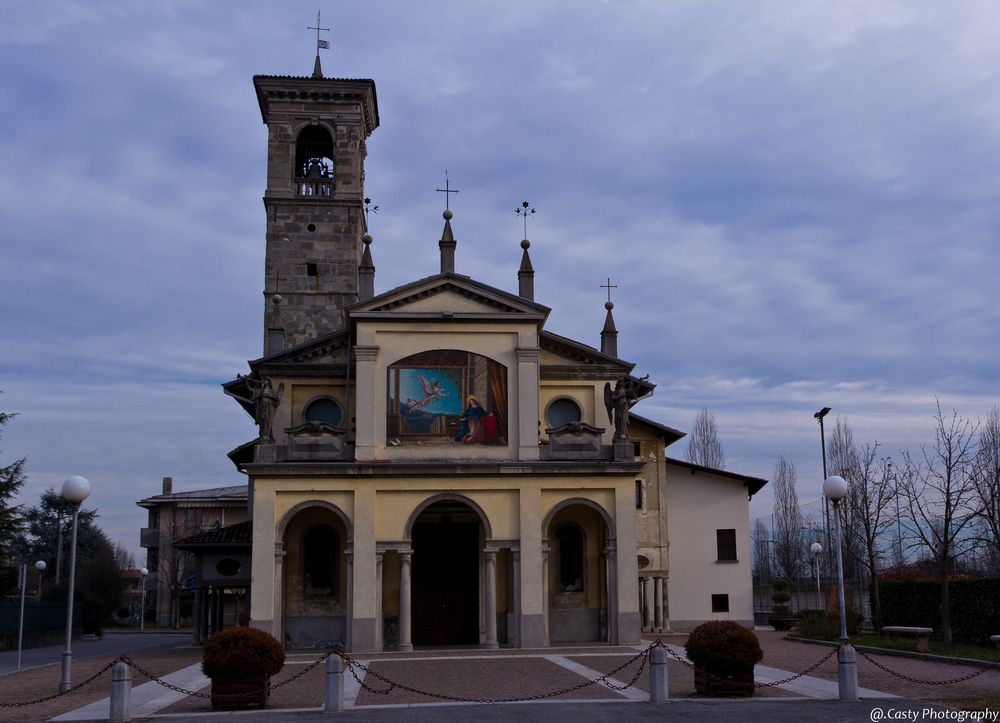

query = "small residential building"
[{"left": 137, "top": 477, "right": 248, "bottom": 627}]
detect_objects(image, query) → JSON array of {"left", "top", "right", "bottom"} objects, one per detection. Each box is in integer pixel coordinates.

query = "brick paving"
[
  {"left": 0, "top": 641, "right": 201, "bottom": 723},
  {"left": 3, "top": 631, "right": 998, "bottom": 721}
]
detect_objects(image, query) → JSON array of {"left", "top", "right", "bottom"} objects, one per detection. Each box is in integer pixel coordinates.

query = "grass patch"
[{"left": 847, "top": 633, "right": 1000, "bottom": 663}]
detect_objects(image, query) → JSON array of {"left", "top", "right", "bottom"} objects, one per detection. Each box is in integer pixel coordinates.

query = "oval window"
[
  {"left": 216, "top": 559, "right": 241, "bottom": 577},
  {"left": 305, "top": 398, "right": 342, "bottom": 427},
  {"left": 547, "top": 398, "right": 582, "bottom": 428}
]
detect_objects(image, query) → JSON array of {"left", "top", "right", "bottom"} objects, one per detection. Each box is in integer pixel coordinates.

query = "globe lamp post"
[
  {"left": 59, "top": 475, "right": 90, "bottom": 693},
  {"left": 810, "top": 542, "right": 823, "bottom": 603},
  {"left": 35, "top": 560, "right": 46, "bottom": 600},
  {"left": 823, "top": 474, "right": 858, "bottom": 701},
  {"left": 139, "top": 567, "right": 148, "bottom": 631}
]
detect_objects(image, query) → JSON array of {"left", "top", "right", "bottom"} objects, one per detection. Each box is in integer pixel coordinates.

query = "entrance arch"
[
  {"left": 277, "top": 502, "right": 351, "bottom": 649},
  {"left": 407, "top": 497, "right": 490, "bottom": 646},
  {"left": 543, "top": 500, "right": 613, "bottom": 644}
]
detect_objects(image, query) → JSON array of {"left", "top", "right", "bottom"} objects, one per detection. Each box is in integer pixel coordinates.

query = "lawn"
[{"left": 848, "top": 633, "right": 1000, "bottom": 663}]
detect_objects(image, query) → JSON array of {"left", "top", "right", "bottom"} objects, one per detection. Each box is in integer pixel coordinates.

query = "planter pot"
[
  {"left": 767, "top": 617, "right": 797, "bottom": 631},
  {"left": 694, "top": 668, "right": 755, "bottom": 697},
  {"left": 210, "top": 674, "right": 270, "bottom": 710}
]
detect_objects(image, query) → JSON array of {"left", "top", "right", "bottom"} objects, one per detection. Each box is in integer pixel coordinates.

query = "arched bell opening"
[
  {"left": 294, "top": 125, "right": 334, "bottom": 196},
  {"left": 544, "top": 502, "right": 611, "bottom": 644},
  {"left": 280, "top": 504, "right": 350, "bottom": 649}
]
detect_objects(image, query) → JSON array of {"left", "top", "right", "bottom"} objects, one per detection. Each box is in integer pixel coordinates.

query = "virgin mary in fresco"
[{"left": 455, "top": 395, "right": 490, "bottom": 443}]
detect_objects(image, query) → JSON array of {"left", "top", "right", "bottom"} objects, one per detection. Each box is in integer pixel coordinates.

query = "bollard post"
[
  {"left": 325, "top": 654, "right": 344, "bottom": 713},
  {"left": 837, "top": 643, "right": 859, "bottom": 701},
  {"left": 649, "top": 645, "right": 668, "bottom": 703},
  {"left": 109, "top": 660, "right": 132, "bottom": 722}
]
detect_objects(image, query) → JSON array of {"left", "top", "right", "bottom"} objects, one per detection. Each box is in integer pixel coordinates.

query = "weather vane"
[
  {"left": 364, "top": 197, "right": 378, "bottom": 227},
  {"left": 436, "top": 170, "right": 459, "bottom": 210},
  {"left": 515, "top": 201, "right": 535, "bottom": 238},
  {"left": 308, "top": 10, "right": 330, "bottom": 55},
  {"left": 601, "top": 278, "right": 617, "bottom": 305}
]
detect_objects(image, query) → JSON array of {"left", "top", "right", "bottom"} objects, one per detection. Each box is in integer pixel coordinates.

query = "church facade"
[{"left": 222, "top": 66, "right": 765, "bottom": 652}]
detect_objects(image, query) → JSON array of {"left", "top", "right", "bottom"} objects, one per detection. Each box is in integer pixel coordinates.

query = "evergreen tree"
[
  {"left": 0, "top": 401, "right": 27, "bottom": 567},
  {"left": 15, "top": 487, "right": 105, "bottom": 584}
]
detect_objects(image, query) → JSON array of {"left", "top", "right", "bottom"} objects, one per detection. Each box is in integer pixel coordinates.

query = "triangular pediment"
[{"left": 347, "top": 273, "right": 550, "bottom": 322}]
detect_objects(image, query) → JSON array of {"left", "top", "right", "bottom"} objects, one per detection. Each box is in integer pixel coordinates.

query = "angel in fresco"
[
  {"left": 455, "top": 395, "right": 490, "bottom": 443},
  {"left": 405, "top": 372, "right": 450, "bottom": 412}
]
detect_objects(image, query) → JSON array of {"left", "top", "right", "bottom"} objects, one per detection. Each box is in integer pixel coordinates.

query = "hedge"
[{"left": 876, "top": 577, "right": 1000, "bottom": 645}]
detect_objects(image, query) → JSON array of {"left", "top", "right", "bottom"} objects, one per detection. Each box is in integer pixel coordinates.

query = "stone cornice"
[
  {"left": 353, "top": 345, "right": 379, "bottom": 362},
  {"left": 243, "top": 459, "right": 646, "bottom": 478},
  {"left": 515, "top": 347, "right": 541, "bottom": 363}
]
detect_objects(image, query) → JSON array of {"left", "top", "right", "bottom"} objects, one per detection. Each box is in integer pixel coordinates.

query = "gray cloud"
[{"left": 2, "top": 0, "right": 999, "bottom": 551}]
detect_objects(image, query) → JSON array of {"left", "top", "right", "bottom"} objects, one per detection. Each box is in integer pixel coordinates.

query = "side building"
[{"left": 137, "top": 478, "right": 248, "bottom": 627}]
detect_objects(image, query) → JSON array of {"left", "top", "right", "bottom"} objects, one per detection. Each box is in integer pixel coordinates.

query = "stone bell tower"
[{"left": 253, "top": 72, "right": 379, "bottom": 355}]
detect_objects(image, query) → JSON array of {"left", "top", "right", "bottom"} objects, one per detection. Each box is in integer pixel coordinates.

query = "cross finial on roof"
[
  {"left": 436, "top": 170, "right": 460, "bottom": 211},
  {"left": 308, "top": 10, "right": 330, "bottom": 78},
  {"left": 601, "top": 278, "right": 617, "bottom": 307}
]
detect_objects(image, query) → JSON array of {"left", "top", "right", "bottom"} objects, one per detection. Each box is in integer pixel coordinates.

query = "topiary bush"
[
  {"left": 685, "top": 621, "right": 764, "bottom": 673},
  {"left": 202, "top": 626, "right": 285, "bottom": 679},
  {"left": 770, "top": 578, "right": 792, "bottom": 617}
]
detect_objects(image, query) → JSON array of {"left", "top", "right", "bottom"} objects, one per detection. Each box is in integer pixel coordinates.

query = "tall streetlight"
[
  {"left": 814, "top": 407, "right": 832, "bottom": 589},
  {"left": 810, "top": 542, "right": 823, "bottom": 604},
  {"left": 823, "top": 474, "right": 858, "bottom": 701},
  {"left": 59, "top": 475, "right": 90, "bottom": 694},
  {"left": 139, "top": 568, "right": 148, "bottom": 631}
]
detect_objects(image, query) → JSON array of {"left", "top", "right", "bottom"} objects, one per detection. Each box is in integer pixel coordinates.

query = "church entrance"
[{"left": 411, "top": 501, "right": 481, "bottom": 646}]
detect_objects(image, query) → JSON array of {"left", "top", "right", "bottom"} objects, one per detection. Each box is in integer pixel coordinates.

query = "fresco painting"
[{"left": 387, "top": 350, "right": 507, "bottom": 444}]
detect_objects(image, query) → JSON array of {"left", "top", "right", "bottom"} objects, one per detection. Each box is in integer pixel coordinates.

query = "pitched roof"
[
  {"left": 664, "top": 457, "right": 769, "bottom": 497},
  {"left": 174, "top": 520, "right": 253, "bottom": 548},
  {"left": 136, "top": 485, "right": 248, "bottom": 509}
]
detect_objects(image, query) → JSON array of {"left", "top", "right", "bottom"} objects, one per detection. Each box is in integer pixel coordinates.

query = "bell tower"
[{"left": 253, "top": 73, "right": 379, "bottom": 355}]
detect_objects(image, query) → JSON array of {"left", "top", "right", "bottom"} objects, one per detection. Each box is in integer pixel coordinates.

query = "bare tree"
[
  {"left": 972, "top": 405, "right": 1000, "bottom": 573},
  {"left": 899, "top": 401, "right": 981, "bottom": 645},
  {"left": 685, "top": 407, "right": 726, "bottom": 470},
  {"left": 846, "top": 444, "right": 895, "bottom": 631},
  {"left": 771, "top": 457, "right": 803, "bottom": 580}
]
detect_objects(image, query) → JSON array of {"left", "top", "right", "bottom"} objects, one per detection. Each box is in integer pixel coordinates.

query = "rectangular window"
[
  {"left": 711, "top": 594, "right": 730, "bottom": 613},
  {"left": 635, "top": 480, "right": 643, "bottom": 509},
  {"left": 307, "top": 263, "right": 318, "bottom": 276},
  {"left": 717, "top": 529, "right": 737, "bottom": 561}
]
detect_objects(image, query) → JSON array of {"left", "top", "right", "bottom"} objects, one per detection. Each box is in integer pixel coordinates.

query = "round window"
[
  {"left": 305, "top": 398, "right": 342, "bottom": 427},
  {"left": 216, "top": 559, "right": 241, "bottom": 577},
  {"left": 547, "top": 398, "right": 582, "bottom": 428}
]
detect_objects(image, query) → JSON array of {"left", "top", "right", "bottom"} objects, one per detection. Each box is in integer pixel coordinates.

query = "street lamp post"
[
  {"left": 139, "top": 568, "right": 148, "bottom": 631},
  {"left": 814, "top": 408, "right": 832, "bottom": 586},
  {"left": 810, "top": 542, "right": 823, "bottom": 606},
  {"left": 823, "top": 474, "right": 858, "bottom": 701},
  {"left": 59, "top": 475, "right": 90, "bottom": 694},
  {"left": 35, "top": 560, "right": 46, "bottom": 600}
]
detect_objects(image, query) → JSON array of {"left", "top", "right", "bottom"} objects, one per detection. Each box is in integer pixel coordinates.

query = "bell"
[{"left": 305, "top": 159, "right": 324, "bottom": 178}]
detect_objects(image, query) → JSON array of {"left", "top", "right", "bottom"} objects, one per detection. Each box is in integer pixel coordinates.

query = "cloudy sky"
[{"left": 2, "top": 1, "right": 999, "bottom": 556}]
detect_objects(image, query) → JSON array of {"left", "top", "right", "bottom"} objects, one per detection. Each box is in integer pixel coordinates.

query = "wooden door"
[{"left": 412, "top": 521, "right": 480, "bottom": 646}]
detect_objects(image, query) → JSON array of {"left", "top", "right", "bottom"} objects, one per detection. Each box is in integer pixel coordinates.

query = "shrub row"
[{"left": 876, "top": 577, "right": 1000, "bottom": 645}]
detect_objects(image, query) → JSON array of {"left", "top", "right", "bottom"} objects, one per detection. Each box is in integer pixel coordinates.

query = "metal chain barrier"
[
  {"left": 6, "top": 639, "right": 997, "bottom": 709},
  {"left": 0, "top": 657, "right": 122, "bottom": 708},
  {"left": 343, "top": 646, "right": 650, "bottom": 703},
  {"left": 125, "top": 651, "right": 336, "bottom": 700},
  {"left": 854, "top": 646, "right": 1000, "bottom": 686},
  {"left": 661, "top": 639, "right": 839, "bottom": 689}
]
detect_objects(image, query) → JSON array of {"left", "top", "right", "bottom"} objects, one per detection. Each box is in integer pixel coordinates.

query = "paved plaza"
[{"left": 0, "top": 631, "right": 996, "bottom": 722}]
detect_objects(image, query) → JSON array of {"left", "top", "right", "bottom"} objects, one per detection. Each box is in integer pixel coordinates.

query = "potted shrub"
[
  {"left": 767, "top": 578, "right": 796, "bottom": 630},
  {"left": 684, "top": 621, "right": 763, "bottom": 696},
  {"left": 202, "top": 626, "right": 285, "bottom": 710}
]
